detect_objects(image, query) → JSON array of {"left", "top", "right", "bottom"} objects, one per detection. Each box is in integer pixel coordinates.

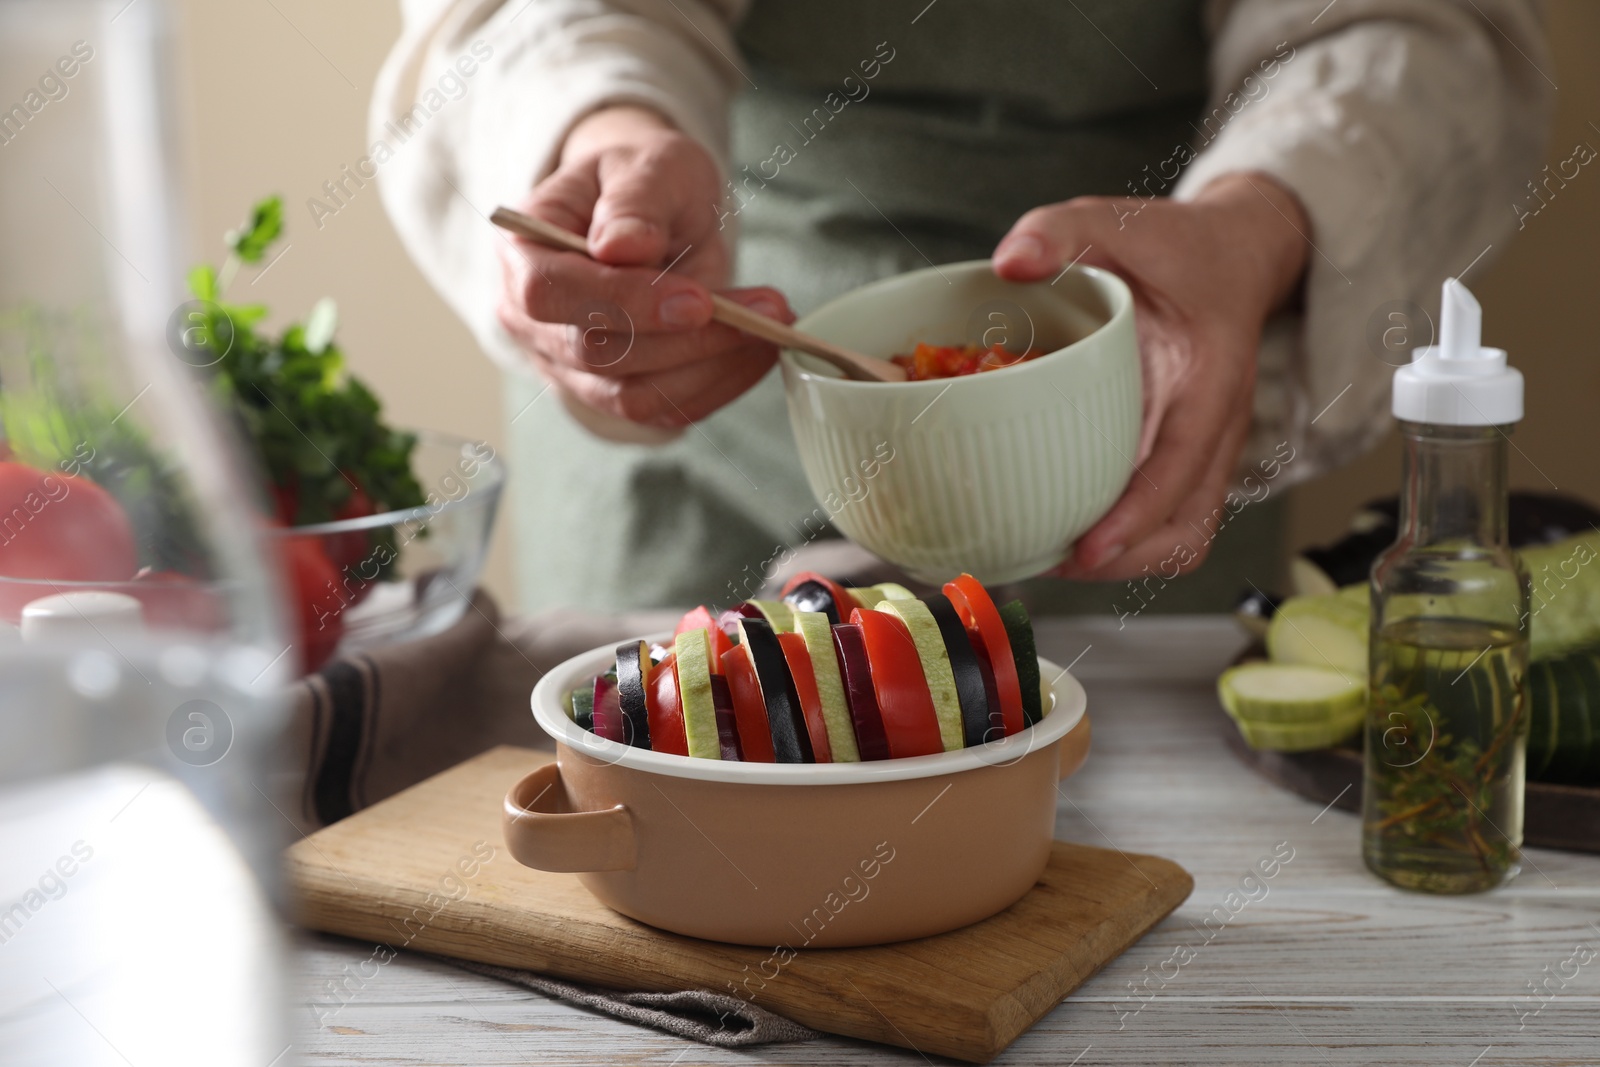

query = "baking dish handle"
[
  {"left": 1058, "top": 713, "right": 1091, "bottom": 781},
  {"left": 502, "top": 763, "right": 636, "bottom": 873}
]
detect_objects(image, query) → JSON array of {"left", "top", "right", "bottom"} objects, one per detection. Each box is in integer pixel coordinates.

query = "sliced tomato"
[
  {"left": 322, "top": 486, "right": 376, "bottom": 573},
  {"left": 720, "top": 645, "right": 776, "bottom": 762},
  {"left": 676, "top": 605, "right": 734, "bottom": 667},
  {"left": 945, "top": 574, "right": 1025, "bottom": 736},
  {"left": 850, "top": 607, "right": 943, "bottom": 758},
  {"left": 281, "top": 533, "right": 346, "bottom": 673},
  {"left": 646, "top": 652, "right": 689, "bottom": 756},
  {"left": 777, "top": 632, "right": 833, "bottom": 762}
]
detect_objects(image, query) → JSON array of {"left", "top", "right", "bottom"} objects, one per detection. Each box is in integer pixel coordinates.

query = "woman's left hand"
[{"left": 991, "top": 172, "right": 1311, "bottom": 582}]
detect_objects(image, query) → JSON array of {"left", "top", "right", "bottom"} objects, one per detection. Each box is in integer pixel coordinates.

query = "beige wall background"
[{"left": 171, "top": 0, "right": 1600, "bottom": 613}]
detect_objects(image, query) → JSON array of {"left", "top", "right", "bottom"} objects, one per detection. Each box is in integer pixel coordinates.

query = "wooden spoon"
[{"left": 490, "top": 207, "right": 906, "bottom": 383}]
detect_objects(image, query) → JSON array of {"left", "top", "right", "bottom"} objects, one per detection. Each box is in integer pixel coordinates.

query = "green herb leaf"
[
  {"left": 226, "top": 196, "right": 284, "bottom": 264},
  {"left": 188, "top": 265, "right": 217, "bottom": 302}
]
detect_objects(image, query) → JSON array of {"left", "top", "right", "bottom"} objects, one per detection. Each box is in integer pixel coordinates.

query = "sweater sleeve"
[
  {"left": 369, "top": 0, "right": 748, "bottom": 371},
  {"left": 1173, "top": 0, "right": 1554, "bottom": 486}
]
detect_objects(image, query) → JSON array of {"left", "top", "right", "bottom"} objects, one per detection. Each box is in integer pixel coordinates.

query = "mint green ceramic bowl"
[{"left": 779, "top": 261, "right": 1141, "bottom": 584}]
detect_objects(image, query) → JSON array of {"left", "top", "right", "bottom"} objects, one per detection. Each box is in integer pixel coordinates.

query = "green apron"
[{"left": 506, "top": 0, "right": 1284, "bottom": 614}]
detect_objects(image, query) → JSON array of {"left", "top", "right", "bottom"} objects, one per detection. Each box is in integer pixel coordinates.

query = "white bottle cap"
[
  {"left": 20, "top": 590, "right": 146, "bottom": 643},
  {"left": 1392, "top": 278, "right": 1523, "bottom": 425}
]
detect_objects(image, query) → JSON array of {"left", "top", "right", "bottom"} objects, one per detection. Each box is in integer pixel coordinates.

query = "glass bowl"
[{"left": 0, "top": 431, "right": 504, "bottom": 657}]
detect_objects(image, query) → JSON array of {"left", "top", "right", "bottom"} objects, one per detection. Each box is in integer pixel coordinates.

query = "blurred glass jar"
[{"left": 0, "top": 1, "right": 294, "bottom": 1064}]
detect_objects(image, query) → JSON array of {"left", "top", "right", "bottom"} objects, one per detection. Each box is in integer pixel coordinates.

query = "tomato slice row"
[{"left": 599, "top": 576, "right": 1040, "bottom": 761}]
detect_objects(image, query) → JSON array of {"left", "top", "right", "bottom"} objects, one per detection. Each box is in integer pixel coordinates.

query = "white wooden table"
[{"left": 293, "top": 617, "right": 1600, "bottom": 1066}]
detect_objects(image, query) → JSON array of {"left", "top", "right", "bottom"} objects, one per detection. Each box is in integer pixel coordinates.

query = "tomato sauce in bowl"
[{"left": 890, "top": 342, "right": 1047, "bottom": 381}]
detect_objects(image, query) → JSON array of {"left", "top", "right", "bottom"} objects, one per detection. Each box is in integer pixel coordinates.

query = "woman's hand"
[
  {"left": 496, "top": 105, "right": 792, "bottom": 429},
  {"left": 992, "top": 172, "right": 1311, "bottom": 582}
]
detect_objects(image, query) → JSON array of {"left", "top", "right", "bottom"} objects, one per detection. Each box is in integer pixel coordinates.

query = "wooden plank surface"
[
  {"left": 292, "top": 617, "right": 1600, "bottom": 1065},
  {"left": 287, "top": 746, "right": 1193, "bottom": 1063}
]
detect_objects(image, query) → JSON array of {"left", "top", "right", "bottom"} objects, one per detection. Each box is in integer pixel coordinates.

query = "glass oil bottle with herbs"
[{"left": 1363, "top": 278, "right": 1531, "bottom": 894}]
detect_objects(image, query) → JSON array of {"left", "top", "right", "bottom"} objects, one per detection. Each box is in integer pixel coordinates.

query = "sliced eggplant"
[
  {"left": 709, "top": 674, "right": 743, "bottom": 761},
  {"left": 832, "top": 622, "right": 890, "bottom": 761},
  {"left": 998, "top": 599, "right": 1043, "bottom": 726},
  {"left": 971, "top": 635, "right": 1006, "bottom": 743},
  {"left": 924, "top": 593, "right": 992, "bottom": 749},
  {"left": 737, "top": 617, "right": 814, "bottom": 763},
  {"left": 614, "top": 640, "right": 654, "bottom": 749},
  {"left": 782, "top": 580, "right": 841, "bottom": 626}
]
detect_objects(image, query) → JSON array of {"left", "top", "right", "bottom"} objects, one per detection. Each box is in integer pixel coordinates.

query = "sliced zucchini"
[
  {"left": 1266, "top": 593, "right": 1368, "bottom": 677},
  {"left": 569, "top": 686, "right": 595, "bottom": 731},
  {"left": 741, "top": 599, "right": 795, "bottom": 633},
  {"left": 877, "top": 599, "right": 965, "bottom": 752},
  {"left": 794, "top": 610, "right": 859, "bottom": 761},
  {"left": 1218, "top": 663, "right": 1366, "bottom": 724},
  {"left": 845, "top": 582, "right": 917, "bottom": 612},
  {"left": 1230, "top": 708, "right": 1365, "bottom": 752},
  {"left": 672, "top": 628, "right": 722, "bottom": 759},
  {"left": 997, "top": 599, "right": 1043, "bottom": 726}
]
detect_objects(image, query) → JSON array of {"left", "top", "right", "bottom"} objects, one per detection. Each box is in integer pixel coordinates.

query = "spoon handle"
[{"left": 489, "top": 207, "right": 904, "bottom": 383}]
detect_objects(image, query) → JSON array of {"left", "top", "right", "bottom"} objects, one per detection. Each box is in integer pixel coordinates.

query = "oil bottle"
[{"left": 1363, "top": 278, "right": 1531, "bottom": 893}]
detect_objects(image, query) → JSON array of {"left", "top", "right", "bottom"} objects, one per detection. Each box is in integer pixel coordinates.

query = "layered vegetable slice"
[
  {"left": 781, "top": 572, "right": 854, "bottom": 626},
  {"left": 720, "top": 644, "right": 776, "bottom": 762},
  {"left": 646, "top": 652, "right": 689, "bottom": 756},
  {"left": 592, "top": 673, "right": 626, "bottom": 743},
  {"left": 614, "top": 640, "right": 653, "bottom": 749},
  {"left": 709, "top": 674, "right": 743, "bottom": 760},
  {"left": 845, "top": 582, "right": 916, "bottom": 612},
  {"left": 832, "top": 622, "right": 891, "bottom": 761},
  {"left": 923, "top": 593, "right": 993, "bottom": 749},
  {"left": 876, "top": 598, "right": 965, "bottom": 752},
  {"left": 851, "top": 607, "right": 943, "bottom": 758},
  {"left": 672, "top": 627, "right": 722, "bottom": 759},
  {"left": 738, "top": 617, "right": 814, "bottom": 763},
  {"left": 945, "top": 574, "right": 1025, "bottom": 735},
  {"left": 569, "top": 685, "right": 595, "bottom": 732},
  {"left": 675, "top": 605, "right": 734, "bottom": 668},
  {"left": 795, "top": 610, "right": 860, "bottom": 761},
  {"left": 778, "top": 632, "right": 834, "bottom": 762},
  {"left": 998, "top": 599, "right": 1045, "bottom": 726}
]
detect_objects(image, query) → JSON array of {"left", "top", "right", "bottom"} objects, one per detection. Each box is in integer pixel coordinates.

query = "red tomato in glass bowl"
[
  {"left": 324, "top": 486, "right": 376, "bottom": 574},
  {"left": 278, "top": 533, "right": 347, "bottom": 673},
  {"left": 0, "top": 462, "right": 137, "bottom": 581}
]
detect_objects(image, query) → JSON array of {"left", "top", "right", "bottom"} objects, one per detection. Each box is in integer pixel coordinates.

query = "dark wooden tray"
[{"left": 1221, "top": 649, "right": 1600, "bottom": 854}]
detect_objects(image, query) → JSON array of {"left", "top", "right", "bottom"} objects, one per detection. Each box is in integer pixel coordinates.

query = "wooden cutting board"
[{"left": 287, "top": 746, "right": 1192, "bottom": 1063}]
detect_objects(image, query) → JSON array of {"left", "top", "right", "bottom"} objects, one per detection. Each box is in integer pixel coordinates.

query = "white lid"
[{"left": 1393, "top": 278, "right": 1523, "bottom": 425}]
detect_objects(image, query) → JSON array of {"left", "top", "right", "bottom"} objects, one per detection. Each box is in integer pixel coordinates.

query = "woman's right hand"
[{"left": 496, "top": 105, "right": 793, "bottom": 429}]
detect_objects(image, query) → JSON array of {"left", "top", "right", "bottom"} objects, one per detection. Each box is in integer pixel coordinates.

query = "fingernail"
[
  {"left": 1091, "top": 543, "right": 1125, "bottom": 569},
  {"left": 746, "top": 296, "right": 785, "bottom": 319},
  {"left": 997, "top": 235, "right": 1045, "bottom": 264},
  {"left": 659, "top": 292, "right": 709, "bottom": 328},
  {"left": 594, "top": 216, "right": 656, "bottom": 248}
]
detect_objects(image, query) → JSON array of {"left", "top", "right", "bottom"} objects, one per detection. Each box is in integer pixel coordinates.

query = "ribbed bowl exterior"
[{"left": 780, "top": 263, "right": 1140, "bottom": 584}]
